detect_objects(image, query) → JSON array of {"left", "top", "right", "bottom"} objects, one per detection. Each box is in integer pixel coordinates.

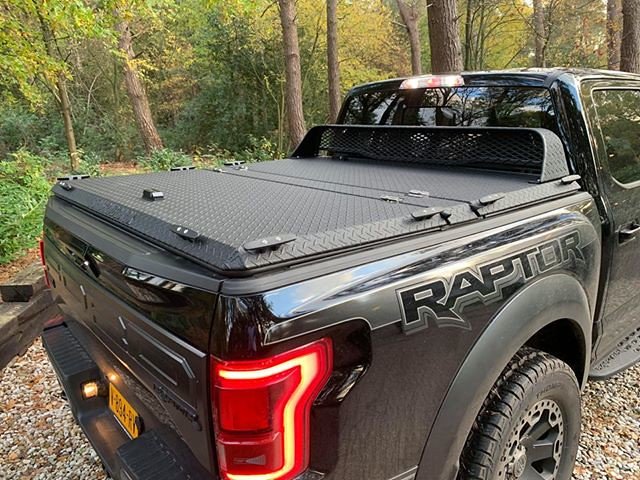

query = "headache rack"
[{"left": 293, "top": 124, "right": 571, "bottom": 183}]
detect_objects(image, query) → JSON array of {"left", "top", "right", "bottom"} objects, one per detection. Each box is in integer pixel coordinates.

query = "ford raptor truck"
[{"left": 40, "top": 69, "right": 640, "bottom": 480}]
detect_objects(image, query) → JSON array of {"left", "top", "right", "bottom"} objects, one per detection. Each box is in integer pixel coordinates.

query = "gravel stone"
[
  {"left": 0, "top": 339, "right": 638, "bottom": 479},
  {"left": 0, "top": 339, "right": 109, "bottom": 480},
  {"left": 573, "top": 361, "right": 640, "bottom": 480}
]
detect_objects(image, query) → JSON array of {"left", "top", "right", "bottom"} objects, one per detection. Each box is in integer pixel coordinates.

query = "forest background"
[{"left": 0, "top": 0, "right": 637, "bottom": 263}]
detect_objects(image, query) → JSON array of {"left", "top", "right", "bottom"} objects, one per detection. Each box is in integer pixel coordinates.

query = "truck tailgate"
[{"left": 42, "top": 198, "right": 220, "bottom": 477}]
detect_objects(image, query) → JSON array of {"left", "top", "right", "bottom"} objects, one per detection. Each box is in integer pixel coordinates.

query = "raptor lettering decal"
[{"left": 396, "top": 231, "right": 585, "bottom": 333}]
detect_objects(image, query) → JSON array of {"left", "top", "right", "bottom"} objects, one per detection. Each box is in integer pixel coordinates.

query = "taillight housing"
[
  {"left": 211, "top": 339, "right": 332, "bottom": 480},
  {"left": 39, "top": 238, "right": 51, "bottom": 288}
]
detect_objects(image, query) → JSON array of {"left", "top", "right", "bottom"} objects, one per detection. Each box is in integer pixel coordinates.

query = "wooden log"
[
  {"left": 0, "top": 263, "right": 46, "bottom": 302},
  {"left": 0, "top": 305, "right": 19, "bottom": 341},
  {"left": 0, "top": 290, "right": 57, "bottom": 370}
]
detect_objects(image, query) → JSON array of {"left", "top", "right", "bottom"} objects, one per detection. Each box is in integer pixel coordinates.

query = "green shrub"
[
  {"left": 44, "top": 149, "right": 104, "bottom": 180},
  {"left": 236, "top": 135, "right": 279, "bottom": 163},
  {"left": 138, "top": 148, "right": 193, "bottom": 172},
  {"left": 76, "top": 151, "right": 103, "bottom": 178},
  {"left": 0, "top": 149, "right": 51, "bottom": 264},
  {"left": 0, "top": 104, "right": 57, "bottom": 158}
]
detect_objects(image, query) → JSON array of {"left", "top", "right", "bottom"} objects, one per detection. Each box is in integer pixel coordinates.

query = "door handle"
[{"left": 619, "top": 223, "right": 640, "bottom": 243}]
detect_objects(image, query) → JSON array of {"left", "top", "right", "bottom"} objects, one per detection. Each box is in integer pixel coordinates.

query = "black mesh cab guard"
[{"left": 292, "top": 125, "right": 570, "bottom": 183}]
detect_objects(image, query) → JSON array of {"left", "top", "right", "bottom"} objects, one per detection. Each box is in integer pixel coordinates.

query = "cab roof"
[{"left": 347, "top": 68, "right": 640, "bottom": 96}]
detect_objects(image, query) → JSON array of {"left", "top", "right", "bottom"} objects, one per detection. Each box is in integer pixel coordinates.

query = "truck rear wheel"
[{"left": 459, "top": 348, "right": 581, "bottom": 480}]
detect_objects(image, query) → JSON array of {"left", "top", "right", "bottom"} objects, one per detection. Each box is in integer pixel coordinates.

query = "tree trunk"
[
  {"left": 621, "top": 0, "right": 640, "bottom": 73},
  {"left": 57, "top": 78, "right": 79, "bottom": 170},
  {"left": 327, "top": 0, "right": 341, "bottom": 122},
  {"left": 396, "top": 0, "right": 422, "bottom": 75},
  {"left": 278, "top": 0, "right": 307, "bottom": 147},
  {"left": 476, "top": 3, "right": 487, "bottom": 69},
  {"left": 115, "top": 19, "right": 164, "bottom": 154},
  {"left": 464, "top": 0, "right": 473, "bottom": 70},
  {"left": 608, "top": 0, "right": 623, "bottom": 69},
  {"left": 36, "top": 10, "right": 79, "bottom": 171},
  {"left": 533, "top": 0, "right": 546, "bottom": 67},
  {"left": 426, "top": 0, "right": 463, "bottom": 73}
]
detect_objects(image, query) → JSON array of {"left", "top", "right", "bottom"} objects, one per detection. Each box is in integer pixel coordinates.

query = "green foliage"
[
  {"left": 0, "top": 104, "right": 48, "bottom": 156},
  {"left": 138, "top": 148, "right": 193, "bottom": 172},
  {"left": 168, "top": 0, "right": 406, "bottom": 154},
  {"left": 0, "top": 0, "right": 616, "bottom": 266},
  {"left": 75, "top": 152, "right": 104, "bottom": 178},
  {"left": 235, "top": 136, "right": 279, "bottom": 163},
  {"left": 0, "top": 150, "right": 51, "bottom": 264},
  {"left": 0, "top": 0, "right": 107, "bottom": 105}
]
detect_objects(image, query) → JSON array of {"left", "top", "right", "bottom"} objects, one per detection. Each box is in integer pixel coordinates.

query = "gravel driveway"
[{"left": 0, "top": 339, "right": 638, "bottom": 480}]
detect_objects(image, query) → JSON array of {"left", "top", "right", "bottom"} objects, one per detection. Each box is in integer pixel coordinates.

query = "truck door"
[{"left": 588, "top": 84, "right": 640, "bottom": 361}]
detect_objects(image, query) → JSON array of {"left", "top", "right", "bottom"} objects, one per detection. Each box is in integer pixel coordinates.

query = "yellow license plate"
[{"left": 108, "top": 383, "right": 140, "bottom": 438}]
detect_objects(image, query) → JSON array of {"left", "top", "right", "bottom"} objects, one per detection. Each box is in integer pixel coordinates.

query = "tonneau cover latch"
[
  {"left": 478, "top": 192, "right": 506, "bottom": 205},
  {"left": 171, "top": 225, "right": 200, "bottom": 241},
  {"left": 560, "top": 174, "right": 581, "bottom": 185},
  {"left": 243, "top": 234, "right": 296, "bottom": 253},
  {"left": 471, "top": 192, "right": 506, "bottom": 214},
  {"left": 142, "top": 188, "right": 164, "bottom": 201},
  {"left": 411, "top": 207, "right": 444, "bottom": 220},
  {"left": 411, "top": 207, "right": 452, "bottom": 223}
]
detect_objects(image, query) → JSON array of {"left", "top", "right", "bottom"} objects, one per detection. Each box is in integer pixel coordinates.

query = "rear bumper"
[{"left": 42, "top": 323, "right": 213, "bottom": 480}]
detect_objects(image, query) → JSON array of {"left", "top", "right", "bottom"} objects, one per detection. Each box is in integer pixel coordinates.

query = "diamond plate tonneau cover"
[
  {"left": 240, "top": 157, "right": 532, "bottom": 204},
  {"left": 51, "top": 126, "right": 574, "bottom": 274}
]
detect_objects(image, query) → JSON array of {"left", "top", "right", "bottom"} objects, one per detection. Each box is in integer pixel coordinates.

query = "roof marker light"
[{"left": 399, "top": 75, "right": 465, "bottom": 90}]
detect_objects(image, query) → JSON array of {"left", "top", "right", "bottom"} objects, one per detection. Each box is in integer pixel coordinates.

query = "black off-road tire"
[{"left": 458, "top": 348, "right": 581, "bottom": 480}]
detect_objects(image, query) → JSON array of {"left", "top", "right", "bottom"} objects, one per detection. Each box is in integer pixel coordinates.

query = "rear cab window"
[{"left": 340, "top": 85, "right": 558, "bottom": 133}]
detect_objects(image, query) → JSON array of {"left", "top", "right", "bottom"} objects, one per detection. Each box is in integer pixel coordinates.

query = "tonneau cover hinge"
[
  {"left": 57, "top": 174, "right": 90, "bottom": 181},
  {"left": 407, "top": 190, "right": 429, "bottom": 198},
  {"left": 224, "top": 161, "right": 248, "bottom": 170}
]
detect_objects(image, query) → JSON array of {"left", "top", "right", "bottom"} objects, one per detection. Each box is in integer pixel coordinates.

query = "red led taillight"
[
  {"left": 39, "top": 238, "right": 51, "bottom": 288},
  {"left": 211, "top": 339, "right": 332, "bottom": 480}
]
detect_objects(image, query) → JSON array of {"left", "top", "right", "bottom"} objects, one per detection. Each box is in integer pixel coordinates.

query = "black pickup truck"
[{"left": 40, "top": 69, "right": 640, "bottom": 480}]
